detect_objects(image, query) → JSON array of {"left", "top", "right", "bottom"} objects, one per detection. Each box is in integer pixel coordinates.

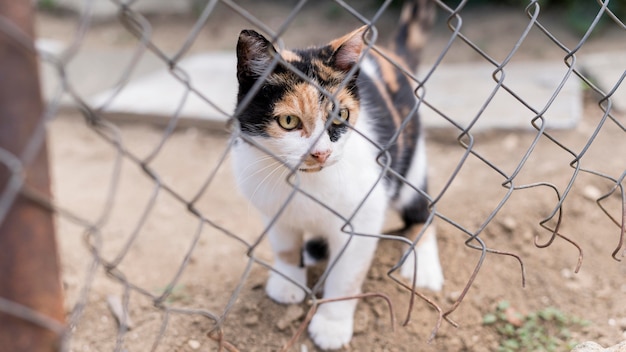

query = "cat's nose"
[{"left": 310, "top": 149, "right": 331, "bottom": 164}]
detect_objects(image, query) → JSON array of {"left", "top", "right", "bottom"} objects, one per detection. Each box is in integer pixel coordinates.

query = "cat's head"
[{"left": 234, "top": 27, "right": 366, "bottom": 173}]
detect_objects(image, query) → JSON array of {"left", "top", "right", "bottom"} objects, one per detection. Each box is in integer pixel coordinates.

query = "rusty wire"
[{"left": 0, "top": 0, "right": 625, "bottom": 351}]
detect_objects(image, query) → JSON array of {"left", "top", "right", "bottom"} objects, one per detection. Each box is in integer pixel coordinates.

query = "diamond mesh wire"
[{"left": 0, "top": 0, "right": 624, "bottom": 350}]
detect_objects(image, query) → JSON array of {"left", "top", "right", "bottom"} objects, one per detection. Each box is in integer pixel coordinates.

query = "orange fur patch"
[
  {"left": 372, "top": 50, "right": 412, "bottom": 93},
  {"left": 280, "top": 49, "right": 302, "bottom": 62},
  {"left": 314, "top": 59, "right": 345, "bottom": 84},
  {"left": 272, "top": 83, "right": 320, "bottom": 138}
]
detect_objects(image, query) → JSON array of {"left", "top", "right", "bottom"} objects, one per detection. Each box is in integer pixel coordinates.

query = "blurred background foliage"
[{"left": 439, "top": 0, "right": 626, "bottom": 35}]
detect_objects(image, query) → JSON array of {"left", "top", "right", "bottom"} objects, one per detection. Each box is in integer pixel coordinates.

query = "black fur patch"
[
  {"left": 236, "top": 82, "right": 290, "bottom": 136},
  {"left": 304, "top": 237, "right": 328, "bottom": 262},
  {"left": 401, "top": 187, "right": 430, "bottom": 226}
]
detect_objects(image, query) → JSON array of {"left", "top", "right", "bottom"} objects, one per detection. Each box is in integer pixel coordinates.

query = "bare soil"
[{"left": 38, "top": 1, "right": 626, "bottom": 351}]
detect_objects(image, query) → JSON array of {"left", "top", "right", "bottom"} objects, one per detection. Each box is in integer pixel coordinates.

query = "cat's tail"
[{"left": 391, "top": 0, "right": 436, "bottom": 72}]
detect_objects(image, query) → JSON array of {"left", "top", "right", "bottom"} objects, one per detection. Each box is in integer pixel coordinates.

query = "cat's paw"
[
  {"left": 400, "top": 253, "right": 444, "bottom": 292},
  {"left": 308, "top": 310, "right": 353, "bottom": 350},
  {"left": 266, "top": 271, "right": 306, "bottom": 304}
]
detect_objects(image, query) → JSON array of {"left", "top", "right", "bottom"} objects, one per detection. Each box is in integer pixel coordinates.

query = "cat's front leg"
[
  {"left": 308, "top": 234, "right": 379, "bottom": 350},
  {"left": 400, "top": 225, "right": 444, "bottom": 292},
  {"left": 265, "top": 222, "right": 307, "bottom": 304}
]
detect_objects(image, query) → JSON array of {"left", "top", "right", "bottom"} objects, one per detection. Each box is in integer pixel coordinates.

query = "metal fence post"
[{"left": 0, "top": 1, "right": 65, "bottom": 351}]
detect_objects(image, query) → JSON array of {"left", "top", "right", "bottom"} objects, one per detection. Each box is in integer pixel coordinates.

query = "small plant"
[
  {"left": 38, "top": 0, "right": 58, "bottom": 11},
  {"left": 483, "top": 301, "right": 590, "bottom": 352},
  {"left": 437, "top": 0, "right": 626, "bottom": 35},
  {"left": 155, "top": 284, "right": 191, "bottom": 304}
]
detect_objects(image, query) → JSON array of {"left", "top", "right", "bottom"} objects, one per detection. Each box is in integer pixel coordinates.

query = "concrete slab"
[
  {"left": 578, "top": 51, "right": 626, "bottom": 112},
  {"left": 38, "top": 39, "right": 165, "bottom": 108},
  {"left": 418, "top": 61, "right": 583, "bottom": 131},
  {"left": 89, "top": 52, "right": 237, "bottom": 128},
  {"left": 90, "top": 52, "right": 583, "bottom": 131}
]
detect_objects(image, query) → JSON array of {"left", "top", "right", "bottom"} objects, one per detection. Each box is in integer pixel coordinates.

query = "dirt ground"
[{"left": 38, "top": 1, "right": 626, "bottom": 351}]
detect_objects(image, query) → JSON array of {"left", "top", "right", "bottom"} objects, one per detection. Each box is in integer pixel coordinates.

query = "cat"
[{"left": 231, "top": 0, "right": 442, "bottom": 349}]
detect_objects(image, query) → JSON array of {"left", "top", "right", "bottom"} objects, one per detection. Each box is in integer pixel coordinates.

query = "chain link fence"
[{"left": 0, "top": 0, "right": 625, "bottom": 351}]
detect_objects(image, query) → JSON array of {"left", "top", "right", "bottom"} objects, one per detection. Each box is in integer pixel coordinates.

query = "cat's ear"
[
  {"left": 236, "top": 29, "right": 278, "bottom": 80},
  {"left": 329, "top": 26, "right": 367, "bottom": 72}
]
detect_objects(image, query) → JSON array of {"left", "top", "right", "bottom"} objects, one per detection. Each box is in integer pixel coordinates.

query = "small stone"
[
  {"left": 106, "top": 295, "right": 134, "bottom": 329},
  {"left": 446, "top": 291, "right": 462, "bottom": 304},
  {"left": 500, "top": 217, "right": 517, "bottom": 233},
  {"left": 244, "top": 314, "right": 259, "bottom": 326},
  {"left": 276, "top": 305, "right": 304, "bottom": 331},
  {"left": 571, "top": 341, "right": 604, "bottom": 352},
  {"left": 243, "top": 300, "right": 260, "bottom": 312},
  {"left": 583, "top": 185, "right": 602, "bottom": 201},
  {"left": 561, "top": 268, "right": 573, "bottom": 279},
  {"left": 188, "top": 339, "right": 201, "bottom": 350},
  {"left": 609, "top": 341, "right": 626, "bottom": 352}
]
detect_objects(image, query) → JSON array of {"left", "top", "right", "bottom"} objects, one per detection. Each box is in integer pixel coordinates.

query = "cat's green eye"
[
  {"left": 277, "top": 115, "right": 301, "bottom": 131},
  {"left": 332, "top": 108, "right": 349, "bottom": 125}
]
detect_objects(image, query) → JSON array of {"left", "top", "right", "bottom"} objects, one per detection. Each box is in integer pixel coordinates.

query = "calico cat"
[{"left": 231, "top": 0, "right": 442, "bottom": 349}]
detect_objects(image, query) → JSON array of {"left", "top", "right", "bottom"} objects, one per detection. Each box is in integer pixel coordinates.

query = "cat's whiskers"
[
  {"left": 238, "top": 154, "right": 291, "bottom": 185},
  {"left": 268, "top": 165, "right": 292, "bottom": 205},
  {"left": 247, "top": 160, "right": 289, "bottom": 207},
  {"left": 242, "top": 159, "right": 284, "bottom": 216},
  {"left": 239, "top": 153, "right": 284, "bottom": 173}
]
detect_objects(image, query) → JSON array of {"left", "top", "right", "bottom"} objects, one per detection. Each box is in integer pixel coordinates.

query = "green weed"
[
  {"left": 483, "top": 301, "right": 590, "bottom": 352},
  {"left": 155, "top": 284, "right": 191, "bottom": 304},
  {"left": 38, "top": 0, "right": 58, "bottom": 11}
]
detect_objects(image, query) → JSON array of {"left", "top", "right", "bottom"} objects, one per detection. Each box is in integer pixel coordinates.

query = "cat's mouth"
[
  {"left": 298, "top": 158, "right": 338, "bottom": 173},
  {"left": 298, "top": 166, "right": 323, "bottom": 173}
]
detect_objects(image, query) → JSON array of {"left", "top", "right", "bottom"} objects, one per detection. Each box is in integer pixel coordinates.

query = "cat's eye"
[
  {"left": 277, "top": 115, "right": 301, "bottom": 131},
  {"left": 332, "top": 108, "right": 349, "bottom": 125}
]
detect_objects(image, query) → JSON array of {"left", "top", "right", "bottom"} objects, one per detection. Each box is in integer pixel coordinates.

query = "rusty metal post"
[{"left": 0, "top": 2, "right": 65, "bottom": 351}]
